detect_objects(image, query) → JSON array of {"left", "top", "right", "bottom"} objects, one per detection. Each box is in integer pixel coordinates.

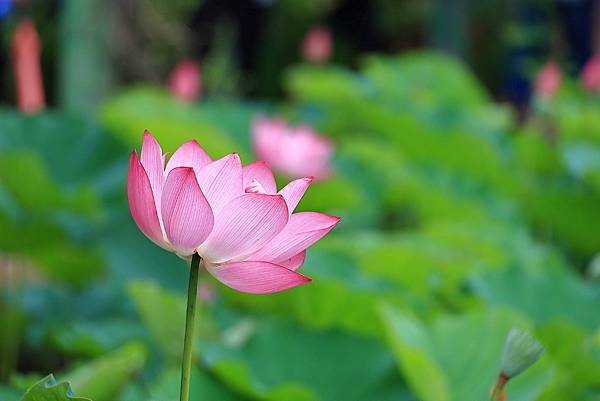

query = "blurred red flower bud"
[
  {"left": 581, "top": 55, "right": 600, "bottom": 94},
  {"left": 534, "top": 62, "right": 561, "bottom": 98},
  {"left": 168, "top": 59, "right": 201, "bottom": 102},
  {"left": 12, "top": 19, "right": 45, "bottom": 115},
  {"left": 302, "top": 26, "right": 332, "bottom": 64}
]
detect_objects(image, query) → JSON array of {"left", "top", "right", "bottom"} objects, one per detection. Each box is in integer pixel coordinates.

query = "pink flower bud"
[
  {"left": 168, "top": 59, "right": 201, "bottom": 102},
  {"left": 11, "top": 19, "right": 45, "bottom": 115},
  {"left": 302, "top": 26, "right": 332, "bottom": 64},
  {"left": 581, "top": 55, "right": 600, "bottom": 94},
  {"left": 534, "top": 62, "right": 561, "bottom": 98}
]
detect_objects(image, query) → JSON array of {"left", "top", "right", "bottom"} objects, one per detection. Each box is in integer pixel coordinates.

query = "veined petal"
[
  {"left": 206, "top": 260, "right": 311, "bottom": 294},
  {"left": 249, "top": 212, "right": 339, "bottom": 264},
  {"left": 161, "top": 167, "right": 214, "bottom": 256},
  {"left": 243, "top": 161, "right": 277, "bottom": 193},
  {"left": 197, "top": 153, "right": 243, "bottom": 215},
  {"left": 165, "top": 140, "right": 212, "bottom": 176},
  {"left": 278, "top": 177, "right": 313, "bottom": 213},
  {"left": 279, "top": 250, "right": 306, "bottom": 271},
  {"left": 199, "top": 193, "right": 288, "bottom": 263},
  {"left": 128, "top": 151, "right": 170, "bottom": 250},
  {"left": 140, "top": 130, "right": 165, "bottom": 215}
]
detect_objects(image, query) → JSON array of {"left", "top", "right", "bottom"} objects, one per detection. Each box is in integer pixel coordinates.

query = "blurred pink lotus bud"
[
  {"left": 302, "top": 26, "right": 332, "bottom": 64},
  {"left": 128, "top": 131, "right": 339, "bottom": 294},
  {"left": 581, "top": 55, "right": 600, "bottom": 93},
  {"left": 168, "top": 59, "right": 201, "bottom": 102},
  {"left": 534, "top": 62, "right": 561, "bottom": 97},
  {"left": 11, "top": 19, "right": 45, "bottom": 114},
  {"left": 252, "top": 117, "right": 334, "bottom": 180}
]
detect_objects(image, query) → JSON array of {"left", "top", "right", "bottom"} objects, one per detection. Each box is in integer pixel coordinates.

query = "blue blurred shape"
[{"left": 0, "top": 0, "right": 13, "bottom": 20}]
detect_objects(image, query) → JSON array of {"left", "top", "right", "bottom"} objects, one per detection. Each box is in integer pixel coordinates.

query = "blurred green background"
[{"left": 2, "top": 1, "right": 600, "bottom": 400}]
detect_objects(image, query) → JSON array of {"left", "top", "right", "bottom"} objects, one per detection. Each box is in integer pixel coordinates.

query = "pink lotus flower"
[
  {"left": 252, "top": 117, "right": 333, "bottom": 180},
  {"left": 534, "top": 62, "right": 561, "bottom": 97},
  {"left": 302, "top": 26, "right": 332, "bottom": 64},
  {"left": 11, "top": 19, "right": 45, "bottom": 114},
  {"left": 128, "top": 131, "right": 339, "bottom": 294},
  {"left": 168, "top": 59, "right": 201, "bottom": 102},
  {"left": 581, "top": 55, "right": 600, "bottom": 94}
]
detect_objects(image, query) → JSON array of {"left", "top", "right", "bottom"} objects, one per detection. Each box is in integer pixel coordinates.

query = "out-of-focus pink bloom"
[
  {"left": 252, "top": 117, "right": 333, "bottom": 180},
  {"left": 534, "top": 62, "right": 561, "bottom": 97},
  {"left": 581, "top": 55, "right": 600, "bottom": 94},
  {"left": 168, "top": 59, "right": 201, "bottom": 102},
  {"left": 11, "top": 19, "right": 45, "bottom": 114},
  {"left": 128, "top": 131, "right": 339, "bottom": 294},
  {"left": 302, "top": 26, "right": 332, "bottom": 64}
]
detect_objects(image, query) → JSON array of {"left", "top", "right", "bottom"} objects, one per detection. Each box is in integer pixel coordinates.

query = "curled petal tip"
[
  {"left": 278, "top": 176, "right": 314, "bottom": 213},
  {"left": 289, "top": 273, "right": 312, "bottom": 289},
  {"left": 142, "top": 130, "right": 159, "bottom": 144},
  {"left": 321, "top": 214, "right": 341, "bottom": 228},
  {"left": 129, "top": 150, "right": 144, "bottom": 169},
  {"left": 218, "top": 152, "right": 242, "bottom": 165}
]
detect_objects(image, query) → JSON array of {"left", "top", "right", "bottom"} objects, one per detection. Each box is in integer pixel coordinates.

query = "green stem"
[{"left": 180, "top": 253, "right": 201, "bottom": 401}]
